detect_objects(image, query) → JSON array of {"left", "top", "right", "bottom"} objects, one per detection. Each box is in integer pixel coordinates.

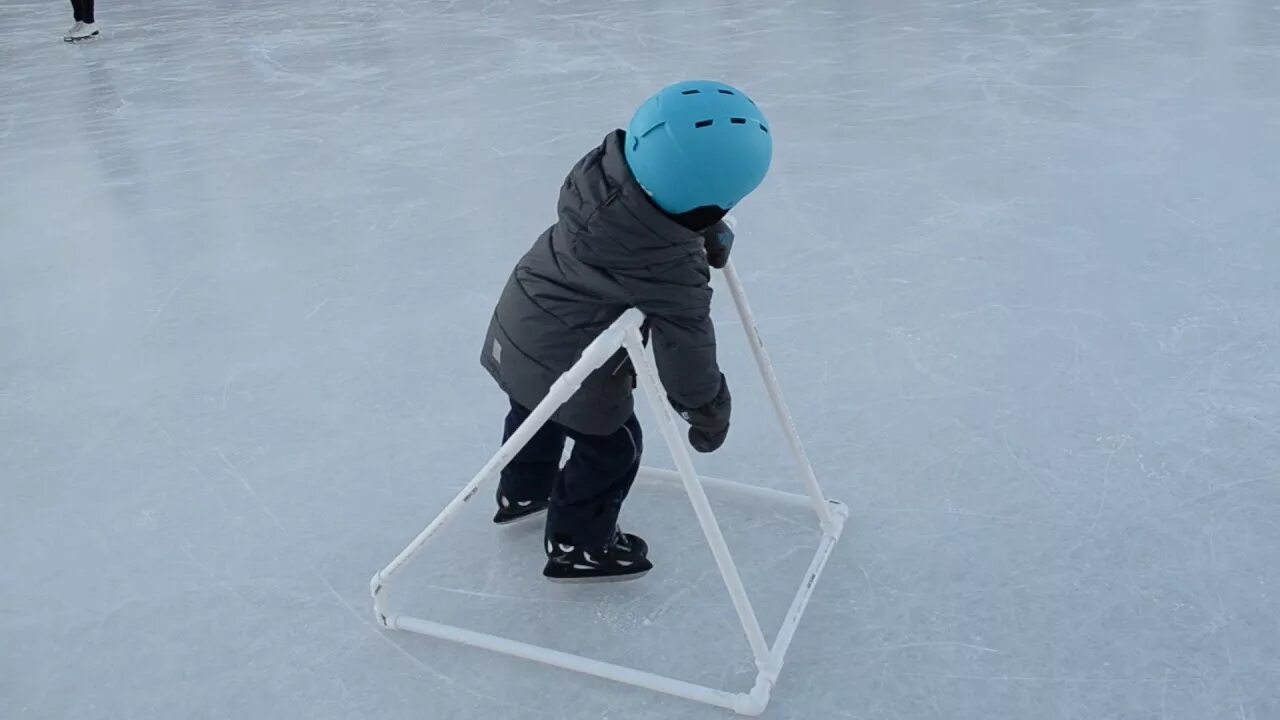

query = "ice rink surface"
[{"left": 3, "top": 0, "right": 1279, "bottom": 718}]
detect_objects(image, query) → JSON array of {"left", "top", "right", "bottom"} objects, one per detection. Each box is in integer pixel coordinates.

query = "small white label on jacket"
[{"left": 491, "top": 339, "right": 502, "bottom": 364}]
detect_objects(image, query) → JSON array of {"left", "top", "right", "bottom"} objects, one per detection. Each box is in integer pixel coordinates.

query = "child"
[{"left": 480, "top": 80, "right": 773, "bottom": 582}]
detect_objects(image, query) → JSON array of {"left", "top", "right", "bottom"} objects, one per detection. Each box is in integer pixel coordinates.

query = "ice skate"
[
  {"left": 492, "top": 491, "right": 549, "bottom": 525},
  {"left": 543, "top": 530, "right": 651, "bottom": 583},
  {"left": 64, "top": 22, "right": 99, "bottom": 42}
]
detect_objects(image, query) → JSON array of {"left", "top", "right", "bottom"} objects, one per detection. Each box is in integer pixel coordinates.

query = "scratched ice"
[{"left": 3, "top": 0, "right": 1279, "bottom": 718}]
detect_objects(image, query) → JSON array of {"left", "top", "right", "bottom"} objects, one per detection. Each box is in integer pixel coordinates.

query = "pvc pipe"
[
  {"left": 624, "top": 327, "right": 773, "bottom": 668},
  {"left": 767, "top": 509, "right": 846, "bottom": 678},
  {"left": 369, "top": 252, "right": 850, "bottom": 716},
  {"left": 741, "top": 676, "right": 773, "bottom": 716},
  {"left": 721, "top": 260, "right": 835, "bottom": 529},
  {"left": 389, "top": 614, "right": 747, "bottom": 712}
]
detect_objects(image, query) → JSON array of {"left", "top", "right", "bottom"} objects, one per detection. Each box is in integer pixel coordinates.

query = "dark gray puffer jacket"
[{"left": 480, "top": 130, "right": 721, "bottom": 435}]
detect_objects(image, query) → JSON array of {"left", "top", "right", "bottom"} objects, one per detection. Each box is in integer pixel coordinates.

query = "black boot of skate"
[
  {"left": 492, "top": 489, "right": 550, "bottom": 525},
  {"left": 543, "top": 530, "right": 652, "bottom": 583}
]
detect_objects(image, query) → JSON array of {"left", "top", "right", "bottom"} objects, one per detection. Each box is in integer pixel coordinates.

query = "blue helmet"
[{"left": 624, "top": 80, "right": 773, "bottom": 215}]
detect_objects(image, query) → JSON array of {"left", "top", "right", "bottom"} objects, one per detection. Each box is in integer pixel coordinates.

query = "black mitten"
[
  {"left": 671, "top": 375, "right": 732, "bottom": 453},
  {"left": 702, "top": 220, "right": 734, "bottom": 269}
]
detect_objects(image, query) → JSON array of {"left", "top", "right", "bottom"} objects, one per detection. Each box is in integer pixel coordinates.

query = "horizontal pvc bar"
[
  {"left": 388, "top": 613, "right": 750, "bottom": 713},
  {"left": 637, "top": 466, "right": 817, "bottom": 510}
]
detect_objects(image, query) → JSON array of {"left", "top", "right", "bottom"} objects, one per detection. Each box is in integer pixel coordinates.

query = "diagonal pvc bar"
[
  {"left": 767, "top": 503, "right": 846, "bottom": 676},
  {"left": 721, "top": 259, "right": 835, "bottom": 529},
  {"left": 623, "top": 326, "right": 773, "bottom": 670}
]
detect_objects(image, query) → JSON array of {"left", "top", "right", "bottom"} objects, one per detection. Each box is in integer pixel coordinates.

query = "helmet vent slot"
[
  {"left": 718, "top": 89, "right": 735, "bottom": 95},
  {"left": 694, "top": 119, "right": 714, "bottom": 128},
  {"left": 681, "top": 89, "right": 701, "bottom": 95},
  {"left": 759, "top": 123, "right": 770, "bottom": 133},
  {"left": 730, "top": 117, "right": 747, "bottom": 124}
]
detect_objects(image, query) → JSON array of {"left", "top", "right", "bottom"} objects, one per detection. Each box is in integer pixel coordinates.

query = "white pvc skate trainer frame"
[{"left": 370, "top": 260, "right": 847, "bottom": 716}]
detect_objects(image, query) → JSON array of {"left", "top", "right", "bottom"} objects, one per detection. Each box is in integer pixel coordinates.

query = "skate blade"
[
  {"left": 544, "top": 569, "right": 650, "bottom": 584},
  {"left": 64, "top": 34, "right": 99, "bottom": 42}
]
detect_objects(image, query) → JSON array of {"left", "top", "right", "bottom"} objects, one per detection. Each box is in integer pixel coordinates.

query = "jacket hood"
[{"left": 558, "top": 131, "right": 706, "bottom": 271}]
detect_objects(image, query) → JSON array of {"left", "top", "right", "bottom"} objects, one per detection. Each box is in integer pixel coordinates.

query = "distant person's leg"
[{"left": 64, "top": 0, "right": 99, "bottom": 41}]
